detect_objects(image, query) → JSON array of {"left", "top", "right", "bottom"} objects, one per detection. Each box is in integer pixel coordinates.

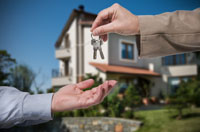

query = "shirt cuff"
[{"left": 22, "top": 93, "right": 54, "bottom": 121}]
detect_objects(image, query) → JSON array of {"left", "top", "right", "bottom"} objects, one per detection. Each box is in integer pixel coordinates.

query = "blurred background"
[{"left": 0, "top": 0, "right": 200, "bottom": 132}]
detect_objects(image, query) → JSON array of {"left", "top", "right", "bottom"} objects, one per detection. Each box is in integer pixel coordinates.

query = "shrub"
[
  {"left": 168, "top": 78, "right": 200, "bottom": 119},
  {"left": 122, "top": 110, "right": 134, "bottom": 119},
  {"left": 124, "top": 84, "right": 142, "bottom": 107}
]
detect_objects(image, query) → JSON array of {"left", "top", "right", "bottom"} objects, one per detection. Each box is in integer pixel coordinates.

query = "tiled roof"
[{"left": 89, "top": 62, "right": 160, "bottom": 76}]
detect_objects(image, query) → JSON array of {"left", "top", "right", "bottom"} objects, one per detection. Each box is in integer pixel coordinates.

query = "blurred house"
[{"left": 51, "top": 5, "right": 198, "bottom": 97}]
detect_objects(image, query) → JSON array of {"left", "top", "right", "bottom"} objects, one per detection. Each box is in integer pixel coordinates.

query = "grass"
[{"left": 135, "top": 107, "right": 200, "bottom": 132}]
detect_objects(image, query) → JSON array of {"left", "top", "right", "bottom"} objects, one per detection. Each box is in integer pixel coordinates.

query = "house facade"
[{"left": 52, "top": 6, "right": 198, "bottom": 97}]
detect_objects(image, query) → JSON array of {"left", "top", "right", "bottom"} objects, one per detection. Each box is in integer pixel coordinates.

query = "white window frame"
[{"left": 119, "top": 39, "right": 138, "bottom": 63}]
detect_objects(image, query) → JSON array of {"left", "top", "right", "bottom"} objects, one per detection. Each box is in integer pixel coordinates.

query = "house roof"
[
  {"left": 55, "top": 8, "right": 97, "bottom": 48},
  {"left": 89, "top": 62, "right": 160, "bottom": 76}
]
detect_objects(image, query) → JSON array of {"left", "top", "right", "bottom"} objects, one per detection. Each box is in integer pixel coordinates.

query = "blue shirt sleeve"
[{"left": 0, "top": 86, "right": 53, "bottom": 128}]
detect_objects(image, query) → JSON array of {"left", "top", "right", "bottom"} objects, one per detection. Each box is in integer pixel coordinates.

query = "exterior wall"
[
  {"left": 83, "top": 27, "right": 108, "bottom": 80},
  {"left": 58, "top": 19, "right": 77, "bottom": 84},
  {"left": 108, "top": 33, "right": 138, "bottom": 67},
  {"left": 150, "top": 77, "right": 167, "bottom": 97},
  {"left": 68, "top": 19, "right": 77, "bottom": 84},
  {"left": 139, "top": 57, "right": 162, "bottom": 73},
  {"left": 108, "top": 33, "right": 165, "bottom": 97},
  {"left": 108, "top": 33, "right": 162, "bottom": 73}
]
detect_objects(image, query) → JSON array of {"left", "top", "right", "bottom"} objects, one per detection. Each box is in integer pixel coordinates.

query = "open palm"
[{"left": 51, "top": 79, "right": 117, "bottom": 112}]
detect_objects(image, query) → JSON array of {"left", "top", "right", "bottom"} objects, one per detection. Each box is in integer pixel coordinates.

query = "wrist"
[{"left": 51, "top": 93, "right": 56, "bottom": 113}]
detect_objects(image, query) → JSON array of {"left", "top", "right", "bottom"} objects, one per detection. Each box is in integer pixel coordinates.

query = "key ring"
[
  {"left": 91, "top": 33, "right": 94, "bottom": 40},
  {"left": 91, "top": 33, "right": 102, "bottom": 41}
]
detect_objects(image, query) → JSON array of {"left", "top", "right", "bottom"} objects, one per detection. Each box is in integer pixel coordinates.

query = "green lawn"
[{"left": 135, "top": 108, "right": 200, "bottom": 132}]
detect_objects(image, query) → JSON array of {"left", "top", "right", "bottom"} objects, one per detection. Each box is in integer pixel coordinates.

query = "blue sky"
[{"left": 0, "top": 0, "right": 199, "bottom": 92}]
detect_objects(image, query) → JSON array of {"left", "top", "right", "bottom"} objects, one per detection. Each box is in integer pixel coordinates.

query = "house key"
[{"left": 91, "top": 34, "right": 104, "bottom": 59}]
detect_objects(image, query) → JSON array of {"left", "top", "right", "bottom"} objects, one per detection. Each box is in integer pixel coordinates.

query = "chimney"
[
  {"left": 78, "top": 5, "right": 84, "bottom": 12},
  {"left": 148, "top": 63, "right": 154, "bottom": 71}
]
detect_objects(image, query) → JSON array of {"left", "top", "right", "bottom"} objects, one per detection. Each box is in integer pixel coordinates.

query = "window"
[
  {"left": 65, "top": 34, "right": 70, "bottom": 48},
  {"left": 168, "top": 77, "right": 189, "bottom": 95},
  {"left": 121, "top": 42, "right": 134, "bottom": 60},
  {"left": 64, "top": 59, "right": 69, "bottom": 76},
  {"left": 162, "top": 54, "right": 186, "bottom": 66}
]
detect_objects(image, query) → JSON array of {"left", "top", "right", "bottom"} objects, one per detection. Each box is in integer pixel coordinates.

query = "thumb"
[
  {"left": 76, "top": 79, "right": 94, "bottom": 90},
  {"left": 92, "top": 23, "right": 115, "bottom": 36}
]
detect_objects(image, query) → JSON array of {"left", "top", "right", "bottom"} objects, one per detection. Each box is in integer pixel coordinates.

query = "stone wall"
[{"left": 62, "top": 117, "right": 142, "bottom": 132}]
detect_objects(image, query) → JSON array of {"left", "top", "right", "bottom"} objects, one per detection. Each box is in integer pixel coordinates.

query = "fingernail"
[{"left": 93, "top": 30, "right": 97, "bottom": 36}]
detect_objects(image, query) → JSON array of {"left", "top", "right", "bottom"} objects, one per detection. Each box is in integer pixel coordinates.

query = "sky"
[{"left": 0, "top": 0, "right": 199, "bottom": 92}]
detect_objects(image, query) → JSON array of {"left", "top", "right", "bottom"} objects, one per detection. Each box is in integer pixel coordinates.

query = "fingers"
[
  {"left": 92, "top": 22, "right": 114, "bottom": 36},
  {"left": 88, "top": 80, "right": 117, "bottom": 105},
  {"left": 76, "top": 79, "right": 94, "bottom": 90},
  {"left": 91, "top": 8, "right": 112, "bottom": 31},
  {"left": 101, "top": 34, "right": 108, "bottom": 42},
  {"left": 101, "top": 80, "right": 117, "bottom": 101},
  {"left": 91, "top": 5, "right": 114, "bottom": 33},
  {"left": 80, "top": 80, "right": 117, "bottom": 108}
]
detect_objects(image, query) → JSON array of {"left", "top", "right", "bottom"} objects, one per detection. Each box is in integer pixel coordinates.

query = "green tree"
[
  {"left": 169, "top": 78, "right": 200, "bottom": 119},
  {"left": 0, "top": 50, "right": 16, "bottom": 85},
  {"left": 9, "top": 64, "right": 35, "bottom": 93},
  {"left": 124, "top": 84, "right": 141, "bottom": 107},
  {"left": 107, "top": 90, "right": 124, "bottom": 117},
  {"left": 122, "top": 84, "right": 142, "bottom": 118}
]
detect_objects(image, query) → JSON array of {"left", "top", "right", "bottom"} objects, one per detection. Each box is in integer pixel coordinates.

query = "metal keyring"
[
  {"left": 91, "top": 33, "right": 94, "bottom": 39},
  {"left": 91, "top": 33, "right": 102, "bottom": 41}
]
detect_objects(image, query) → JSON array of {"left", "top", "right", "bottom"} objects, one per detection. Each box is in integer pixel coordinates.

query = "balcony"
[
  {"left": 55, "top": 46, "right": 71, "bottom": 59},
  {"left": 51, "top": 69, "right": 72, "bottom": 87},
  {"left": 161, "top": 64, "right": 197, "bottom": 77}
]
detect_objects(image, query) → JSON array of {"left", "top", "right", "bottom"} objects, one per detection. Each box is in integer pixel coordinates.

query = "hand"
[
  {"left": 51, "top": 79, "right": 117, "bottom": 112},
  {"left": 91, "top": 3, "right": 140, "bottom": 41}
]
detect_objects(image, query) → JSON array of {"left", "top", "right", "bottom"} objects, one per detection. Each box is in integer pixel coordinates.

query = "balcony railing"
[
  {"left": 52, "top": 69, "right": 62, "bottom": 78},
  {"left": 55, "top": 46, "right": 71, "bottom": 59},
  {"left": 52, "top": 68, "right": 73, "bottom": 77},
  {"left": 161, "top": 64, "right": 197, "bottom": 77},
  {"left": 51, "top": 69, "right": 73, "bottom": 87}
]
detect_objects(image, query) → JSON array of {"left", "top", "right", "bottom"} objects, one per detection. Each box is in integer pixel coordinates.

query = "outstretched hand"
[
  {"left": 91, "top": 3, "right": 140, "bottom": 41},
  {"left": 51, "top": 79, "right": 117, "bottom": 112}
]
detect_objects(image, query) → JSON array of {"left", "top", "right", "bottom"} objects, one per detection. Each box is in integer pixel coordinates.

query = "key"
[
  {"left": 91, "top": 34, "right": 104, "bottom": 59},
  {"left": 93, "top": 40, "right": 98, "bottom": 59},
  {"left": 91, "top": 38, "right": 96, "bottom": 45},
  {"left": 91, "top": 34, "right": 97, "bottom": 59},
  {"left": 93, "top": 48, "right": 97, "bottom": 59},
  {"left": 98, "top": 39, "right": 104, "bottom": 59},
  {"left": 99, "top": 47, "right": 104, "bottom": 59}
]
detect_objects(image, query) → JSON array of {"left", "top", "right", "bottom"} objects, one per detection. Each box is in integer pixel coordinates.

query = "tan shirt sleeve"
[{"left": 138, "top": 8, "right": 200, "bottom": 58}]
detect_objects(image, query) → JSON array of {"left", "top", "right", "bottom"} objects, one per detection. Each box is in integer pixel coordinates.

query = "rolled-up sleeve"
[{"left": 0, "top": 86, "right": 53, "bottom": 128}]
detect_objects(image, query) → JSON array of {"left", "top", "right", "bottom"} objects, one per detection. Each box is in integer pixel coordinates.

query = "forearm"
[
  {"left": 138, "top": 8, "right": 200, "bottom": 58},
  {"left": 0, "top": 87, "right": 53, "bottom": 128}
]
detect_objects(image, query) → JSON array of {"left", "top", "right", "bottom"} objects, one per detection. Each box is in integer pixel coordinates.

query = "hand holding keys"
[{"left": 91, "top": 34, "right": 104, "bottom": 59}]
